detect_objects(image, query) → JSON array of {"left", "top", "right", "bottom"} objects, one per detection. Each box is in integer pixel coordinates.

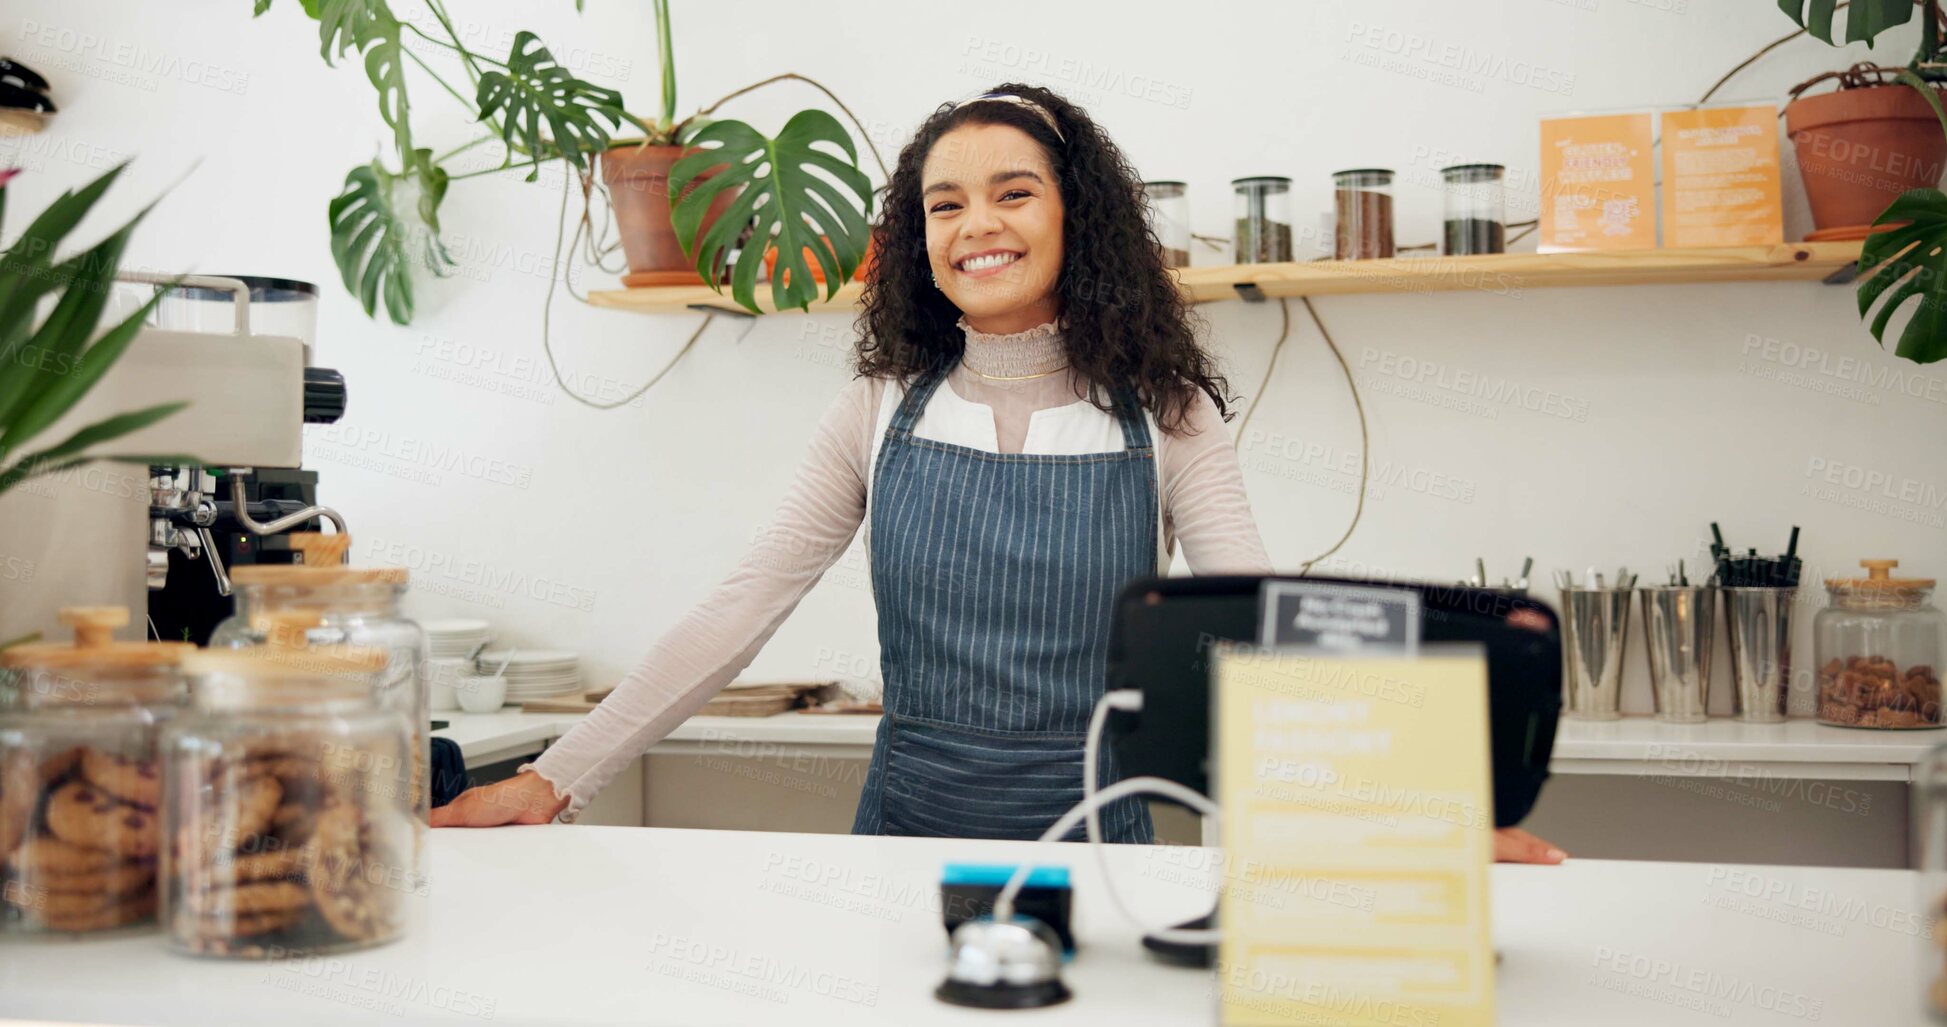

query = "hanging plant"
[{"left": 252, "top": 0, "right": 885, "bottom": 322}]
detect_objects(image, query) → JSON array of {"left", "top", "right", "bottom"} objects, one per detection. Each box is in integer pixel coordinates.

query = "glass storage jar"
[
  {"left": 1816, "top": 559, "right": 1945, "bottom": 729},
  {"left": 208, "top": 533, "right": 426, "bottom": 880},
  {"left": 1333, "top": 168, "right": 1395, "bottom": 260},
  {"left": 161, "top": 640, "right": 414, "bottom": 958},
  {"left": 1232, "top": 176, "right": 1293, "bottom": 264},
  {"left": 0, "top": 606, "right": 192, "bottom": 937},
  {"left": 1441, "top": 163, "right": 1507, "bottom": 255},
  {"left": 1142, "top": 181, "right": 1191, "bottom": 268}
]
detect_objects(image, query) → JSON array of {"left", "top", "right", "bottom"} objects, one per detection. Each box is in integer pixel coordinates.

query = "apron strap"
[
  {"left": 1110, "top": 386, "right": 1153, "bottom": 452},
  {"left": 887, "top": 367, "right": 950, "bottom": 436}
]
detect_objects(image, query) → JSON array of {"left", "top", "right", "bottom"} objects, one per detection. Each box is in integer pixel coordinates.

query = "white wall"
[{"left": 5, "top": 0, "right": 1943, "bottom": 715}]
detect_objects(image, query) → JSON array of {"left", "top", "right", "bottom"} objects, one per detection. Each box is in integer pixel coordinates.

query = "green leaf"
[
  {"left": 1856, "top": 189, "right": 1947, "bottom": 363},
  {"left": 408, "top": 148, "right": 449, "bottom": 234},
  {"left": 668, "top": 111, "right": 875, "bottom": 314},
  {"left": 308, "top": 1, "right": 410, "bottom": 160},
  {"left": 1778, "top": 0, "right": 1914, "bottom": 45},
  {"left": 362, "top": 20, "right": 412, "bottom": 159},
  {"left": 654, "top": 0, "right": 675, "bottom": 130},
  {"left": 0, "top": 168, "right": 191, "bottom": 497},
  {"left": 475, "top": 31, "right": 629, "bottom": 176},
  {"left": 253, "top": 0, "right": 273, "bottom": 16},
  {"left": 2, "top": 265, "right": 170, "bottom": 458},
  {"left": 0, "top": 201, "right": 157, "bottom": 454},
  {"left": 314, "top": 0, "right": 391, "bottom": 63},
  {"left": 4, "top": 402, "right": 187, "bottom": 474},
  {"left": 0, "top": 163, "right": 127, "bottom": 320},
  {"left": 673, "top": 115, "right": 714, "bottom": 147},
  {"left": 1894, "top": 68, "right": 1947, "bottom": 140},
  {"left": 0, "top": 454, "right": 86, "bottom": 497},
  {"left": 329, "top": 163, "right": 449, "bottom": 325}
]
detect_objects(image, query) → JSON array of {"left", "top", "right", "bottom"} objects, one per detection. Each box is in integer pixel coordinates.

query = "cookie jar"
[
  {"left": 0, "top": 606, "right": 193, "bottom": 937},
  {"left": 160, "top": 633, "right": 415, "bottom": 958},
  {"left": 208, "top": 532, "right": 427, "bottom": 876},
  {"left": 1815, "top": 559, "right": 1945, "bottom": 729}
]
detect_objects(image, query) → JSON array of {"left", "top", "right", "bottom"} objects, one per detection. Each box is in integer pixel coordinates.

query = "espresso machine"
[{"left": 0, "top": 274, "right": 349, "bottom": 646}]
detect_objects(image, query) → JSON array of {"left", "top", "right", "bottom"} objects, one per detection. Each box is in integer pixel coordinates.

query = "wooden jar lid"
[
  {"left": 181, "top": 646, "right": 388, "bottom": 680},
  {"left": 1826, "top": 558, "right": 1935, "bottom": 594},
  {"left": 0, "top": 607, "right": 194, "bottom": 669},
  {"left": 188, "top": 609, "right": 387, "bottom": 676},
  {"left": 228, "top": 532, "right": 408, "bottom": 587}
]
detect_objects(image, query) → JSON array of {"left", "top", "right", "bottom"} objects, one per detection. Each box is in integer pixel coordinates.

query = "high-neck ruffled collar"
[{"left": 957, "top": 316, "right": 1066, "bottom": 379}]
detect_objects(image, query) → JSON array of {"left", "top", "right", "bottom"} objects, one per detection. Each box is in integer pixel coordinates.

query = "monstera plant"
[
  {"left": 1776, "top": 0, "right": 1947, "bottom": 363},
  {"left": 254, "top": 0, "right": 879, "bottom": 321},
  {"left": 0, "top": 165, "right": 188, "bottom": 498}
]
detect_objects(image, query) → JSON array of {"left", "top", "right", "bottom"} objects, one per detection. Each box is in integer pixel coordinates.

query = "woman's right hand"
[{"left": 430, "top": 770, "right": 570, "bottom": 827}]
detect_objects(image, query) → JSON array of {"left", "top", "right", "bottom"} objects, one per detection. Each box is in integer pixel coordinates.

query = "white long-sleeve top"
[{"left": 527, "top": 318, "right": 1271, "bottom": 817}]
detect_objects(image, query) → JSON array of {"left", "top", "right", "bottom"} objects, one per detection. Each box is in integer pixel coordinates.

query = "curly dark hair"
[{"left": 851, "top": 83, "right": 1232, "bottom": 433}]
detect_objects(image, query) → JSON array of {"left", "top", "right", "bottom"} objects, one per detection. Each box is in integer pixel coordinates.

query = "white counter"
[
  {"left": 435, "top": 708, "right": 1942, "bottom": 780},
  {"left": 0, "top": 827, "right": 1925, "bottom": 1025},
  {"left": 433, "top": 710, "right": 879, "bottom": 769}
]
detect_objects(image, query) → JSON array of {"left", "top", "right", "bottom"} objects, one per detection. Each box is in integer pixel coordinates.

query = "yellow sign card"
[
  {"left": 1214, "top": 648, "right": 1495, "bottom": 1027},
  {"left": 1539, "top": 112, "right": 1657, "bottom": 251},
  {"left": 1660, "top": 105, "right": 1784, "bottom": 248}
]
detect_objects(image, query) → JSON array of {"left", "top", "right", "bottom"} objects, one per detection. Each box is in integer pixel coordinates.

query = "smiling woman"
[
  {"left": 431, "top": 82, "right": 1562, "bottom": 864},
  {"left": 856, "top": 84, "right": 1230, "bottom": 434}
]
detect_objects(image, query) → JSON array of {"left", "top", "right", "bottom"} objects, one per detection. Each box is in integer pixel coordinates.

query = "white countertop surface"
[
  {"left": 0, "top": 827, "right": 1925, "bottom": 1026},
  {"left": 434, "top": 708, "right": 1944, "bottom": 778},
  {"left": 432, "top": 710, "right": 880, "bottom": 769}
]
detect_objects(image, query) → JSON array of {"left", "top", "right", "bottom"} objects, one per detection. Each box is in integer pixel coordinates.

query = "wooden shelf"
[{"left": 584, "top": 242, "right": 1865, "bottom": 316}]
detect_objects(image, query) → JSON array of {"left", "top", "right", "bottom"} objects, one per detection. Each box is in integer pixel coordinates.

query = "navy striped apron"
[{"left": 851, "top": 368, "right": 1156, "bottom": 843}]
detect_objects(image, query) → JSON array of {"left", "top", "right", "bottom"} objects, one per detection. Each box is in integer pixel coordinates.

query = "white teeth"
[{"left": 958, "top": 252, "right": 1019, "bottom": 272}]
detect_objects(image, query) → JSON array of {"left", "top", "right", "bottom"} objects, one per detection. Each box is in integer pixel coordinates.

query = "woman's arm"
[
  {"left": 433, "top": 378, "right": 880, "bottom": 825},
  {"left": 1156, "top": 390, "right": 1273, "bottom": 576}
]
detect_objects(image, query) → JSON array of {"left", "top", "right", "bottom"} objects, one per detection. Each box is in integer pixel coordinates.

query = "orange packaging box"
[
  {"left": 1539, "top": 112, "right": 1657, "bottom": 251},
  {"left": 1660, "top": 104, "right": 1784, "bottom": 248}
]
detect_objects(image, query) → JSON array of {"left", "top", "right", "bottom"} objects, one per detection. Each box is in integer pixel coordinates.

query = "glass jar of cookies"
[
  {"left": 1815, "top": 559, "right": 1945, "bottom": 730},
  {"left": 161, "top": 640, "right": 416, "bottom": 958},
  {"left": 208, "top": 533, "right": 426, "bottom": 881},
  {"left": 0, "top": 606, "right": 192, "bottom": 937}
]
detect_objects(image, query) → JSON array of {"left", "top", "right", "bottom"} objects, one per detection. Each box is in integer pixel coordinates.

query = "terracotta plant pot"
[
  {"left": 600, "top": 143, "right": 743, "bottom": 288},
  {"left": 762, "top": 233, "right": 877, "bottom": 286},
  {"left": 1785, "top": 83, "right": 1947, "bottom": 236}
]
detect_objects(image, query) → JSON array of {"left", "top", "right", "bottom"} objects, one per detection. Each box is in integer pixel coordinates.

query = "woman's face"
[{"left": 920, "top": 122, "right": 1064, "bottom": 335}]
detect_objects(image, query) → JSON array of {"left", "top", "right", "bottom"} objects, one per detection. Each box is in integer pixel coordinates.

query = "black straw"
[{"left": 1704, "top": 523, "right": 1805, "bottom": 587}]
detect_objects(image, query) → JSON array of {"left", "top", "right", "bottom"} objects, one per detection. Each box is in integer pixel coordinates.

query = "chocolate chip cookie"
[
  {"left": 43, "top": 780, "right": 159, "bottom": 859},
  {"left": 80, "top": 749, "right": 162, "bottom": 808}
]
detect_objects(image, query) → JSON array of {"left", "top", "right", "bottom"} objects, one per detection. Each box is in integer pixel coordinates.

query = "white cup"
[
  {"left": 456, "top": 674, "right": 508, "bottom": 714},
  {"left": 426, "top": 658, "right": 466, "bottom": 712}
]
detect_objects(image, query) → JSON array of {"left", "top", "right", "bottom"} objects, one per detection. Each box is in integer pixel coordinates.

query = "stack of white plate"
[
  {"left": 422, "top": 619, "right": 492, "bottom": 661},
  {"left": 475, "top": 649, "right": 581, "bottom": 701}
]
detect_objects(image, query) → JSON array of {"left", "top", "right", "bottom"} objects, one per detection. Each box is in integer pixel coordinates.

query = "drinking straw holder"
[
  {"left": 1704, "top": 522, "right": 1804, "bottom": 724},
  {"left": 1559, "top": 577, "right": 1635, "bottom": 721},
  {"left": 1640, "top": 585, "right": 1716, "bottom": 723},
  {"left": 1724, "top": 586, "right": 1795, "bottom": 723}
]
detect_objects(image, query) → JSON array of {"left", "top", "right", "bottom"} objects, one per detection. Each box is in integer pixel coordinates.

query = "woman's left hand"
[{"left": 1494, "top": 827, "right": 1567, "bottom": 864}]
